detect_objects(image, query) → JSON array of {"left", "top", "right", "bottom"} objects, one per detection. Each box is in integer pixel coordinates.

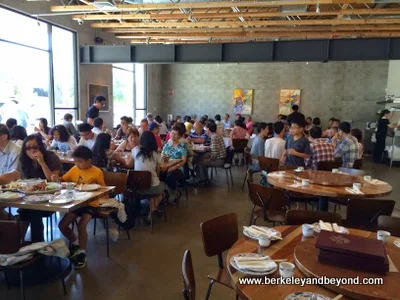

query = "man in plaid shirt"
[
  {"left": 334, "top": 122, "right": 359, "bottom": 168},
  {"left": 306, "top": 127, "right": 334, "bottom": 170}
]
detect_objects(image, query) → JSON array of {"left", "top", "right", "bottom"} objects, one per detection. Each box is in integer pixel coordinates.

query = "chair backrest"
[
  {"left": 338, "top": 167, "right": 366, "bottom": 176},
  {"left": 247, "top": 181, "right": 265, "bottom": 208},
  {"left": 258, "top": 156, "right": 280, "bottom": 173},
  {"left": 127, "top": 170, "right": 152, "bottom": 190},
  {"left": 0, "top": 221, "right": 21, "bottom": 254},
  {"left": 248, "top": 182, "right": 287, "bottom": 213},
  {"left": 346, "top": 199, "right": 395, "bottom": 231},
  {"left": 353, "top": 159, "right": 363, "bottom": 170},
  {"left": 279, "top": 165, "right": 297, "bottom": 171},
  {"left": 317, "top": 160, "right": 342, "bottom": 171},
  {"left": 103, "top": 170, "right": 128, "bottom": 195},
  {"left": 200, "top": 213, "right": 238, "bottom": 268},
  {"left": 285, "top": 210, "right": 342, "bottom": 225},
  {"left": 232, "top": 139, "right": 248, "bottom": 151},
  {"left": 377, "top": 215, "right": 400, "bottom": 238},
  {"left": 182, "top": 250, "right": 196, "bottom": 300}
]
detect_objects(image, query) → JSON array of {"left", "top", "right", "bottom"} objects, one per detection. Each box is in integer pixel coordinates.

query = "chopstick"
[{"left": 331, "top": 294, "right": 343, "bottom": 300}]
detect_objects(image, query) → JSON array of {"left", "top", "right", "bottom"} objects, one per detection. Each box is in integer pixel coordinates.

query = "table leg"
[{"left": 318, "top": 197, "right": 329, "bottom": 212}]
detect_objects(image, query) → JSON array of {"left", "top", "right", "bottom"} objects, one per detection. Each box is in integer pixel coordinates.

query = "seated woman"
[
  {"left": 115, "top": 128, "right": 140, "bottom": 153},
  {"left": 132, "top": 131, "right": 164, "bottom": 219},
  {"left": 11, "top": 125, "right": 27, "bottom": 147},
  {"left": 50, "top": 125, "right": 77, "bottom": 151},
  {"left": 230, "top": 120, "right": 249, "bottom": 140},
  {"left": 92, "top": 133, "right": 114, "bottom": 169},
  {"left": 161, "top": 125, "right": 187, "bottom": 203},
  {"left": 34, "top": 117, "right": 51, "bottom": 141},
  {"left": 115, "top": 116, "right": 130, "bottom": 140},
  {"left": 19, "top": 135, "right": 61, "bottom": 242}
]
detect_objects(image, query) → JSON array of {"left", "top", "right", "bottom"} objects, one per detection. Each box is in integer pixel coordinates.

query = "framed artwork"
[
  {"left": 233, "top": 89, "right": 253, "bottom": 115},
  {"left": 87, "top": 83, "right": 110, "bottom": 112},
  {"left": 279, "top": 89, "right": 301, "bottom": 116}
]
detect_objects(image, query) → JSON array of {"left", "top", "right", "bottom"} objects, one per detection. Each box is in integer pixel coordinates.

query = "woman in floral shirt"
[{"left": 161, "top": 125, "right": 187, "bottom": 202}]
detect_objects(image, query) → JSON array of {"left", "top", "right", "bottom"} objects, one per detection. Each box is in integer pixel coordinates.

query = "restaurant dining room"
[{"left": 1, "top": 0, "right": 400, "bottom": 299}]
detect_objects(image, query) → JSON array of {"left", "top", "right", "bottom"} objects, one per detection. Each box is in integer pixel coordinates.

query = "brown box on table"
[{"left": 315, "top": 231, "right": 389, "bottom": 275}]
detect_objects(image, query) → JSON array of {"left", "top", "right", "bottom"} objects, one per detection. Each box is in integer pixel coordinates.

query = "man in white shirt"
[
  {"left": 154, "top": 115, "right": 168, "bottom": 135},
  {"left": 78, "top": 123, "right": 98, "bottom": 150},
  {"left": 92, "top": 117, "right": 104, "bottom": 135},
  {"left": 138, "top": 119, "right": 149, "bottom": 136},
  {"left": 265, "top": 122, "right": 286, "bottom": 159}
]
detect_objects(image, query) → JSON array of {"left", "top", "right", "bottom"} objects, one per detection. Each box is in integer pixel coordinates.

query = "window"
[
  {"left": 112, "top": 64, "right": 147, "bottom": 127},
  {"left": 0, "top": 7, "right": 78, "bottom": 131}
]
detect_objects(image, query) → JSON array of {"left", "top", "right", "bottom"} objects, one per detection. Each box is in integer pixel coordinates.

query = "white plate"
[
  {"left": 394, "top": 239, "right": 400, "bottom": 248},
  {"left": 25, "top": 195, "right": 53, "bottom": 203},
  {"left": 294, "top": 168, "right": 305, "bottom": 173},
  {"left": 243, "top": 226, "right": 282, "bottom": 241},
  {"left": 74, "top": 184, "right": 100, "bottom": 192},
  {"left": 0, "top": 192, "right": 25, "bottom": 201},
  {"left": 284, "top": 292, "right": 331, "bottom": 300},
  {"left": 230, "top": 253, "right": 277, "bottom": 276},
  {"left": 49, "top": 198, "right": 74, "bottom": 205},
  {"left": 312, "top": 222, "right": 349, "bottom": 235},
  {"left": 61, "top": 182, "right": 77, "bottom": 188}
]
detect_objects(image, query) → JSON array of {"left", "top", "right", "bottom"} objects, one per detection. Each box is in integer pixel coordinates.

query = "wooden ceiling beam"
[
  {"left": 73, "top": 8, "right": 400, "bottom": 21},
  {"left": 51, "top": 0, "right": 376, "bottom": 12},
  {"left": 91, "top": 18, "right": 400, "bottom": 28}
]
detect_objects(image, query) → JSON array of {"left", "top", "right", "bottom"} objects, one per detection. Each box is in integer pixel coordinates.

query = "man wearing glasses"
[{"left": 86, "top": 95, "right": 106, "bottom": 126}]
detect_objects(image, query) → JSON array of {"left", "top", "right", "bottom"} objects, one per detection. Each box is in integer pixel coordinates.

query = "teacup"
[
  {"left": 332, "top": 168, "right": 339, "bottom": 173},
  {"left": 377, "top": 230, "right": 391, "bottom": 244},
  {"left": 364, "top": 175, "right": 372, "bottom": 181},
  {"left": 258, "top": 236, "right": 271, "bottom": 247},
  {"left": 279, "top": 262, "right": 295, "bottom": 278},
  {"left": 302, "top": 224, "right": 314, "bottom": 237},
  {"left": 302, "top": 179, "right": 310, "bottom": 186},
  {"left": 278, "top": 171, "right": 285, "bottom": 177},
  {"left": 353, "top": 183, "right": 361, "bottom": 191},
  {"left": 296, "top": 167, "right": 304, "bottom": 172}
]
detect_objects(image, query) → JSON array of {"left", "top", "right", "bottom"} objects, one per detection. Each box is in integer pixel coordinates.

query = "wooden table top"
[
  {"left": 294, "top": 170, "right": 361, "bottom": 186},
  {"left": 227, "top": 226, "right": 400, "bottom": 300},
  {"left": 0, "top": 186, "right": 115, "bottom": 213},
  {"left": 267, "top": 170, "right": 392, "bottom": 198}
]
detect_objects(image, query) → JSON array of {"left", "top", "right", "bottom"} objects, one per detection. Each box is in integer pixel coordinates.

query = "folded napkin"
[
  {"left": 288, "top": 183, "right": 302, "bottom": 188},
  {"left": 244, "top": 226, "right": 281, "bottom": 239},
  {"left": 394, "top": 239, "right": 400, "bottom": 248},
  {"left": 367, "top": 179, "right": 386, "bottom": 185},
  {"left": 267, "top": 173, "right": 283, "bottom": 177},
  {"left": 73, "top": 192, "right": 93, "bottom": 201},
  {"left": 234, "top": 257, "right": 276, "bottom": 271},
  {"left": 345, "top": 187, "right": 364, "bottom": 195}
]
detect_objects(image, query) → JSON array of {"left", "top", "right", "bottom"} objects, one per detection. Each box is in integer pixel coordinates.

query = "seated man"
[
  {"left": 305, "top": 126, "right": 334, "bottom": 170},
  {"left": 139, "top": 119, "right": 149, "bottom": 136},
  {"left": 92, "top": 117, "right": 104, "bottom": 135},
  {"left": 187, "top": 122, "right": 210, "bottom": 145},
  {"left": 334, "top": 122, "right": 359, "bottom": 168},
  {"left": 0, "top": 124, "right": 21, "bottom": 219},
  {"left": 249, "top": 122, "right": 269, "bottom": 174},
  {"left": 78, "top": 123, "right": 98, "bottom": 150},
  {"left": 196, "top": 122, "right": 226, "bottom": 183},
  {"left": 264, "top": 122, "right": 286, "bottom": 159}
]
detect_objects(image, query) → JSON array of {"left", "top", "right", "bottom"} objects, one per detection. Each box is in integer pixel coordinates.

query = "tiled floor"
[{"left": 0, "top": 157, "right": 399, "bottom": 300}]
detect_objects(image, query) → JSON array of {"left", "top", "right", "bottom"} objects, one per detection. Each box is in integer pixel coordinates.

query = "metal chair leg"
[
  {"left": 19, "top": 269, "right": 25, "bottom": 300},
  {"left": 205, "top": 280, "right": 215, "bottom": 300},
  {"left": 229, "top": 168, "right": 234, "bottom": 186},
  {"left": 105, "top": 217, "right": 110, "bottom": 258},
  {"left": 249, "top": 206, "right": 255, "bottom": 226},
  {"left": 50, "top": 214, "right": 53, "bottom": 241},
  {"left": 241, "top": 171, "right": 248, "bottom": 191},
  {"left": 126, "top": 228, "right": 131, "bottom": 240},
  {"left": 58, "top": 257, "right": 67, "bottom": 295},
  {"left": 225, "top": 169, "right": 230, "bottom": 191},
  {"left": 150, "top": 211, "right": 154, "bottom": 234},
  {"left": 93, "top": 218, "right": 97, "bottom": 236}
]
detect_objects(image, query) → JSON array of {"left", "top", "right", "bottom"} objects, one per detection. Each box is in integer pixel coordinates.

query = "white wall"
[{"left": 387, "top": 60, "right": 400, "bottom": 96}]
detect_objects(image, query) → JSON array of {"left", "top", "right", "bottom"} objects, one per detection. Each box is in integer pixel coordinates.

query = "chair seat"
[
  {"left": 94, "top": 208, "right": 118, "bottom": 218},
  {"left": 329, "top": 198, "right": 349, "bottom": 206},
  {"left": 207, "top": 268, "right": 233, "bottom": 289},
  {"left": 254, "top": 208, "right": 286, "bottom": 223}
]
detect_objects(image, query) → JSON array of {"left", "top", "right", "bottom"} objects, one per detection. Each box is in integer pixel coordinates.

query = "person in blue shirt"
[
  {"left": 223, "top": 113, "right": 231, "bottom": 129},
  {"left": 187, "top": 122, "right": 210, "bottom": 145}
]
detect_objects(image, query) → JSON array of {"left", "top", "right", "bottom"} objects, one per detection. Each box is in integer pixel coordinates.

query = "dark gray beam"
[{"left": 80, "top": 38, "right": 400, "bottom": 64}]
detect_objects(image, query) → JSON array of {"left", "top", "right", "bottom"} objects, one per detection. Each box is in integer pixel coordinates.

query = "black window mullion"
[{"left": 48, "top": 24, "right": 55, "bottom": 126}]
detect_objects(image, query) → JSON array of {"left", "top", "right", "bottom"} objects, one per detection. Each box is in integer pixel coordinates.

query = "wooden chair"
[
  {"left": 345, "top": 199, "right": 395, "bottom": 231},
  {"left": 92, "top": 171, "right": 130, "bottom": 258},
  {"left": 338, "top": 168, "right": 366, "bottom": 176},
  {"left": 285, "top": 210, "right": 342, "bottom": 225},
  {"left": 127, "top": 170, "right": 166, "bottom": 234},
  {"left": 0, "top": 221, "right": 67, "bottom": 300},
  {"left": 247, "top": 182, "right": 287, "bottom": 226},
  {"left": 200, "top": 213, "right": 238, "bottom": 300},
  {"left": 353, "top": 159, "right": 363, "bottom": 170},
  {"left": 232, "top": 139, "right": 248, "bottom": 165},
  {"left": 258, "top": 156, "right": 280, "bottom": 174},
  {"left": 317, "top": 160, "right": 342, "bottom": 171},
  {"left": 182, "top": 250, "right": 196, "bottom": 300},
  {"left": 378, "top": 215, "right": 400, "bottom": 237},
  {"left": 241, "top": 149, "right": 253, "bottom": 190}
]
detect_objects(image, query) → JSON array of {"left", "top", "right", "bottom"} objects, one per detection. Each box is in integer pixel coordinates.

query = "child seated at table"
[{"left": 55, "top": 146, "right": 105, "bottom": 269}]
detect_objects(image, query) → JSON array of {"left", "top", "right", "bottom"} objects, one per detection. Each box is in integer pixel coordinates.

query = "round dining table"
[{"left": 227, "top": 225, "right": 400, "bottom": 300}]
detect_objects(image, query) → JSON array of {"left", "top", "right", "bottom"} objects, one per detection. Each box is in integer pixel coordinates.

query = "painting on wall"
[
  {"left": 233, "top": 89, "right": 253, "bottom": 115},
  {"left": 87, "top": 83, "right": 110, "bottom": 112},
  {"left": 279, "top": 89, "right": 301, "bottom": 116}
]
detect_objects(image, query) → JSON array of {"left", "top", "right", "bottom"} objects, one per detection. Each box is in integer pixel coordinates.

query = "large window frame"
[{"left": 0, "top": 6, "right": 78, "bottom": 126}]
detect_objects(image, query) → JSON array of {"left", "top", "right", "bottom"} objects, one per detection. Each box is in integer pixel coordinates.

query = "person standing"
[
  {"left": 374, "top": 109, "right": 398, "bottom": 163},
  {"left": 265, "top": 122, "right": 286, "bottom": 159},
  {"left": 305, "top": 127, "right": 334, "bottom": 170},
  {"left": 334, "top": 122, "right": 359, "bottom": 168},
  {"left": 86, "top": 95, "right": 106, "bottom": 126},
  {"left": 246, "top": 116, "right": 254, "bottom": 135},
  {"left": 286, "top": 105, "right": 305, "bottom": 126}
]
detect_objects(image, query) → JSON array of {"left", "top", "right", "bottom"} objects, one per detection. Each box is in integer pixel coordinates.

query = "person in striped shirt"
[{"left": 305, "top": 126, "right": 334, "bottom": 170}]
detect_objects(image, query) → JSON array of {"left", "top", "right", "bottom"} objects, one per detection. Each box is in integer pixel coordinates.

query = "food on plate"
[
  {"left": 1, "top": 182, "right": 21, "bottom": 190},
  {"left": 20, "top": 182, "right": 60, "bottom": 192}
]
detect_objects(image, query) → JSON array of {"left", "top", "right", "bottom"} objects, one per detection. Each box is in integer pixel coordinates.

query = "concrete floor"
[{"left": 1, "top": 157, "right": 399, "bottom": 300}]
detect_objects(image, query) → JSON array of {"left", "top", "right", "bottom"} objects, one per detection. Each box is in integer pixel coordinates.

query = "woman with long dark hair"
[
  {"left": 50, "top": 125, "right": 77, "bottom": 151},
  {"left": 10, "top": 125, "right": 27, "bottom": 147},
  {"left": 34, "top": 117, "right": 51, "bottom": 141},
  {"left": 92, "top": 133, "right": 112, "bottom": 169},
  {"left": 374, "top": 109, "right": 399, "bottom": 163},
  {"left": 19, "top": 135, "right": 61, "bottom": 242}
]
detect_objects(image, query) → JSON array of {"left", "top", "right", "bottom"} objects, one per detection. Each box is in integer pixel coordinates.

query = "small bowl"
[
  {"left": 301, "top": 179, "right": 310, "bottom": 186},
  {"left": 364, "top": 175, "right": 372, "bottom": 181},
  {"left": 302, "top": 224, "right": 314, "bottom": 237},
  {"left": 353, "top": 183, "right": 361, "bottom": 190},
  {"left": 377, "top": 230, "right": 391, "bottom": 244},
  {"left": 332, "top": 168, "right": 339, "bottom": 173},
  {"left": 279, "top": 262, "right": 295, "bottom": 278},
  {"left": 258, "top": 236, "right": 271, "bottom": 247}
]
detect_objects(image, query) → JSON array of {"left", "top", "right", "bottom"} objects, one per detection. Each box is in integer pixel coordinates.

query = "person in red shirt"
[
  {"left": 149, "top": 122, "right": 162, "bottom": 151},
  {"left": 246, "top": 116, "right": 254, "bottom": 135}
]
